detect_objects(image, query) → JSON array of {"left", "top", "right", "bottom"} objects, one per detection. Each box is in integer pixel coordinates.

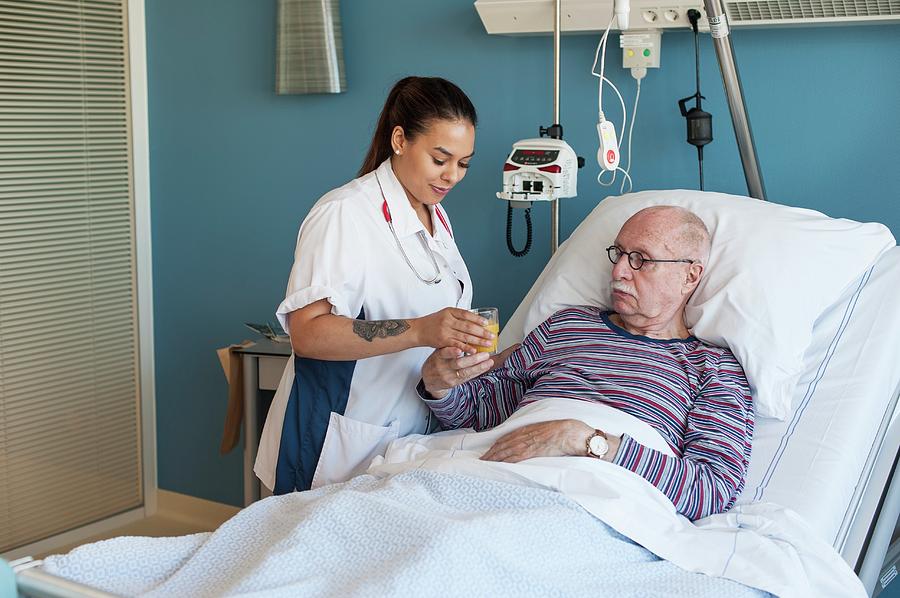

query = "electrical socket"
[
  {"left": 637, "top": 6, "right": 709, "bottom": 28},
  {"left": 620, "top": 30, "right": 662, "bottom": 69}
]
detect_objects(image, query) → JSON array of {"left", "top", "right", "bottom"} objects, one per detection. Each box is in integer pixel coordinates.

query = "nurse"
[{"left": 255, "top": 76, "right": 493, "bottom": 494}]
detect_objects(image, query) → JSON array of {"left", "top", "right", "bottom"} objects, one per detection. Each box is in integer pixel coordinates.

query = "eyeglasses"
[{"left": 606, "top": 245, "right": 695, "bottom": 271}]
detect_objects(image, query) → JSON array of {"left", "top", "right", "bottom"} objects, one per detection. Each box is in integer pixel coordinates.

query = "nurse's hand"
[{"left": 413, "top": 307, "right": 495, "bottom": 353}]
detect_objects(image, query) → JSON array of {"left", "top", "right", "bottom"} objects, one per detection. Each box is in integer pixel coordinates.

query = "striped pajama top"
[{"left": 422, "top": 306, "right": 753, "bottom": 521}]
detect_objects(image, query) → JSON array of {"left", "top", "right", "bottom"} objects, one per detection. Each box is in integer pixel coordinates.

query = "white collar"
[
  {"left": 374, "top": 158, "right": 422, "bottom": 239},
  {"left": 373, "top": 158, "right": 453, "bottom": 241}
]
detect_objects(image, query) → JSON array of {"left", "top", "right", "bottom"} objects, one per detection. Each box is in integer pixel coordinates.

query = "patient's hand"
[
  {"left": 480, "top": 419, "right": 596, "bottom": 463},
  {"left": 422, "top": 344, "right": 519, "bottom": 399}
]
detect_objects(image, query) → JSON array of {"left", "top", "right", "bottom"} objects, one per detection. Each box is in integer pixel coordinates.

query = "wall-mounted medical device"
[
  {"left": 477, "top": 0, "right": 772, "bottom": 201},
  {"left": 497, "top": 138, "right": 579, "bottom": 207},
  {"left": 474, "top": 0, "right": 899, "bottom": 33}
]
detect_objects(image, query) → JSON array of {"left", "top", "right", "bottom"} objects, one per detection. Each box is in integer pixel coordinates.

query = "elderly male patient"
[{"left": 417, "top": 206, "right": 753, "bottom": 521}]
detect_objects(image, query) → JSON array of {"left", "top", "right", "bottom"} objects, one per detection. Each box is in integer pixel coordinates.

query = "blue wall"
[{"left": 146, "top": 0, "right": 900, "bottom": 505}]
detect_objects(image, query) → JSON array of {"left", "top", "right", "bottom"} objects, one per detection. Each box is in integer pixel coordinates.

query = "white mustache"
[{"left": 610, "top": 281, "right": 636, "bottom": 296}]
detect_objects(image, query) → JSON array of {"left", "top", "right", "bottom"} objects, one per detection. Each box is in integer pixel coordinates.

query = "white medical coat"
[{"left": 254, "top": 158, "right": 473, "bottom": 492}]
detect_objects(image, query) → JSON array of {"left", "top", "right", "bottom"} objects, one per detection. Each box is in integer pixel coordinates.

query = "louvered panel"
[
  {"left": 7, "top": 400, "right": 138, "bottom": 454},
  {"left": 7, "top": 401, "right": 138, "bottom": 453},
  {"left": 0, "top": 251, "right": 132, "bottom": 273},
  {"left": 1, "top": 311, "right": 134, "bottom": 343},
  {"left": 0, "top": 304, "right": 134, "bottom": 331},
  {"left": 0, "top": 250, "right": 132, "bottom": 273},
  {"left": 0, "top": 84, "right": 125, "bottom": 93},
  {"left": 0, "top": 298, "right": 135, "bottom": 327},
  {"left": 0, "top": 0, "right": 142, "bottom": 554},
  {"left": 1, "top": 311, "right": 134, "bottom": 341},
  {"left": 0, "top": 191, "right": 130, "bottom": 208},
  {"left": 6, "top": 462, "right": 139, "bottom": 506},
  {"left": 4, "top": 374, "right": 136, "bottom": 411},
  {"left": 0, "top": 181, "right": 129, "bottom": 197},
  {"left": 0, "top": 94, "right": 126, "bottom": 108},
  {"left": 0, "top": 160, "right": 128, "bottom": 173},
  {"left": 4, "top": 362, "right": 136, "bottom": 400},
  {"left": 0, "top": 219, "right": 132, "bottom": 235},
  {"left": 9, "top": 488, "right": 142, "bottom": 541},
  {"left": 4, "top": 382, "right": 137, "bottom": 419},
  {"left": 8, "top": 400, "right": 138, "bottom": 443},
  {"left": 7, "top": 484, "right": 140, "bottom": 541},
  {"left": 7, "top": 493, "right": 136, "bottom": 546},
  {"left": 4, "top": 486, "right": 139, "bottom": 548},
  {"left": 0, "top": 242, "right": 133, "bottom": 262},
  {"left": 0, "top": 161, "right": 128, "bottom": 175},
  {"left": 0, "top": 19, "right": 121, "bottom": 35},
  {"left": 0, "top": 240, "right": 133, "bottom": 264},
  {"left": 0, "top": 71, "right": 125, "bottom": 83},
  {"left": 0, "top": 123, "right": 128, "bottom": 134},
  {"left": 1, "top": 324, "right": 134, "bottom": 362},
  {"left": 0, "top": 238, "right": 132, "bottom": 259},
  {"left": 726, "top": 0, "right": 900, "bottom": 20},
  {"left": 3, "top": 360, "right": 136, "bottom": 400},
  {"left": 0, "top": 259, "right": 132, "bottom": 282}
]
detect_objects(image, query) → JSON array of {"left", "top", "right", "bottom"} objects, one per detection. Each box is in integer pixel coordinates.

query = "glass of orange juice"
[{"left": 471, "top": 307, "right": 499, "bottom": 355}]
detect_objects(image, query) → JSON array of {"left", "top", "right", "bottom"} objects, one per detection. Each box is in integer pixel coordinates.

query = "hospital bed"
[
  {"left": 6, "top": 198, "right": 900, "bottom": 597},
  {"left": 744, "top": 245, "right": 900, "bottom": 594}
]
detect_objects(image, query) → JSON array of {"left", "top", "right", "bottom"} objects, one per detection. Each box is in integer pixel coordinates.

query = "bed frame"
[{"left": 846, "top": 380, "right": 900, "bottom": 595}]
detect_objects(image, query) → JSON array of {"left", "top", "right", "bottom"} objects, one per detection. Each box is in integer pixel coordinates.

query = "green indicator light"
[{"left": 643, "top": 49, "right": 651, "bottom": 57}]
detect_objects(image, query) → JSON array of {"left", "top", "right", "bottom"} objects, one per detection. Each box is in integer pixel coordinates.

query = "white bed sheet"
[{"left": 737, "top": 247, "right": 900, "bottom": 548}]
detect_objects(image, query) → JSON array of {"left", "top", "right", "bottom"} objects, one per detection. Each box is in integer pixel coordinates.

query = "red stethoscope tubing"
[{"left": 381, "top": 200, "right": 452, "bottom": 238}]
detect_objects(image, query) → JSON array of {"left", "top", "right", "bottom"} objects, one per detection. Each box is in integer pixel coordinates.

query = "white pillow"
[{"left": 499, "top": 190, "right": 895, "bottom": 420}]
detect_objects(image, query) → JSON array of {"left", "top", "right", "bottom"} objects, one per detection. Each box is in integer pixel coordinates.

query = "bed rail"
[
  {"left": 6, "top": 557, "right": 120, "bottom": 598},
  {"left": 855, "top": 381, "right": 900, "bottom": 596}
]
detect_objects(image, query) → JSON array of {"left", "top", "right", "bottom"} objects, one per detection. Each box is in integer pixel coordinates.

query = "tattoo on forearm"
[{"left": 352, "top": 319, "right": 410, "bottom": 342}]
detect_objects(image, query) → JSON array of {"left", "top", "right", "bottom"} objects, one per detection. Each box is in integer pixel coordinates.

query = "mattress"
[{"left": 737, "top": 247, "right": 900, "bottom": 552}]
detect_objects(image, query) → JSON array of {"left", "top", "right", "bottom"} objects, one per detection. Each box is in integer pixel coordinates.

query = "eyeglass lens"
[{"left": 607, "top": 246, "right": 644, "bottom": 270}]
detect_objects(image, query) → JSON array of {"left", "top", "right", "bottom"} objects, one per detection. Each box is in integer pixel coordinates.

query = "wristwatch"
[{"left": 586, "top": 429, "right": 609, "bottom": 459}]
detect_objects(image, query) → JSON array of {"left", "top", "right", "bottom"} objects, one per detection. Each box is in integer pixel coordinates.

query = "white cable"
[
  {"left": 597, "top": 167, "right": 632, "bottom": 192},
  {"left": 618, "top": 167, "right": 633, "bottom": 192},
  {"left": 620, "top": 77, "right": 641, "bottom": 194},
  {"left": 590, "top": 16, "right": 615, "bottom": 117},
  {"left": 602, "top": 76, "right": 626, "bottom": 147},
  {"left": 591, "top": 16, "right": 632, "bottom": 192}
]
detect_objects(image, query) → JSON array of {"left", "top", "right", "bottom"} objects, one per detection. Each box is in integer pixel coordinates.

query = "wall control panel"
[{"left": 620, "top": 30, "right": 662, "bottom": 68}]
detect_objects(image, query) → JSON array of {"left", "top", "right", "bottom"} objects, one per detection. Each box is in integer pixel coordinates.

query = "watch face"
[{"left": 589, "top": 434, "right": 609, "bottom": 458}]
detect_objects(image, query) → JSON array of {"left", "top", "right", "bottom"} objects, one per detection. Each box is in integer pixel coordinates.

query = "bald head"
[
  {"left": 624, "top": 206, "right": 711, "bottom": 266},
  {"left": 609, "top": 205, "right": 710, "bottom": 338}
]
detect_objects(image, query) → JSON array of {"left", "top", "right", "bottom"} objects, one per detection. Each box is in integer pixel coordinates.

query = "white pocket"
[{"left": 310, "top": 412, "right": 400, "bottom": 489}]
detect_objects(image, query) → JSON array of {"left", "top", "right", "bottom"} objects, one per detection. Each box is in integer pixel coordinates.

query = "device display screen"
[{"left": 511, "top": 149, "right": 559, "bottom": 165}]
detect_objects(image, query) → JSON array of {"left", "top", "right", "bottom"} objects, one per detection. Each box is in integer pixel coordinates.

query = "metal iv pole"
[
  {"left": 701, "top": 0, "right": 767, "bottom": 200},
  {"left": 550, "top": 0, "right": 561, "bottom": 253}
]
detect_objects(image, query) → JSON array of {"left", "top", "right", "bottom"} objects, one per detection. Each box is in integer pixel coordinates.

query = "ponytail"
[{"left": 358, "top": 76, "right": 477, "bottom": 177}]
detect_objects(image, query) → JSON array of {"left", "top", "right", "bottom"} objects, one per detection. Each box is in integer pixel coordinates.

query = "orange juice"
[{"left": 476, "top": 322, "right": 500, "bottom": 354}]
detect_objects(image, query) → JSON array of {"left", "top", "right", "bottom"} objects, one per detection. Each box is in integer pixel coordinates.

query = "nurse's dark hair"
[{"left": 358, "top": 76, "right": 477, "bottom": 177}]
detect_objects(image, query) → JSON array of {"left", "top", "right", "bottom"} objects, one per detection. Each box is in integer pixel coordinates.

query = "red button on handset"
[{"left": 606, "top": 150, "right": 616, "bottom": 164}]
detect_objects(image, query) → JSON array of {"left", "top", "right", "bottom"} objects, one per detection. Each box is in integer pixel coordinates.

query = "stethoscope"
[{"left": 375, "top": 172, "right": 451, "bottom": 286}]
